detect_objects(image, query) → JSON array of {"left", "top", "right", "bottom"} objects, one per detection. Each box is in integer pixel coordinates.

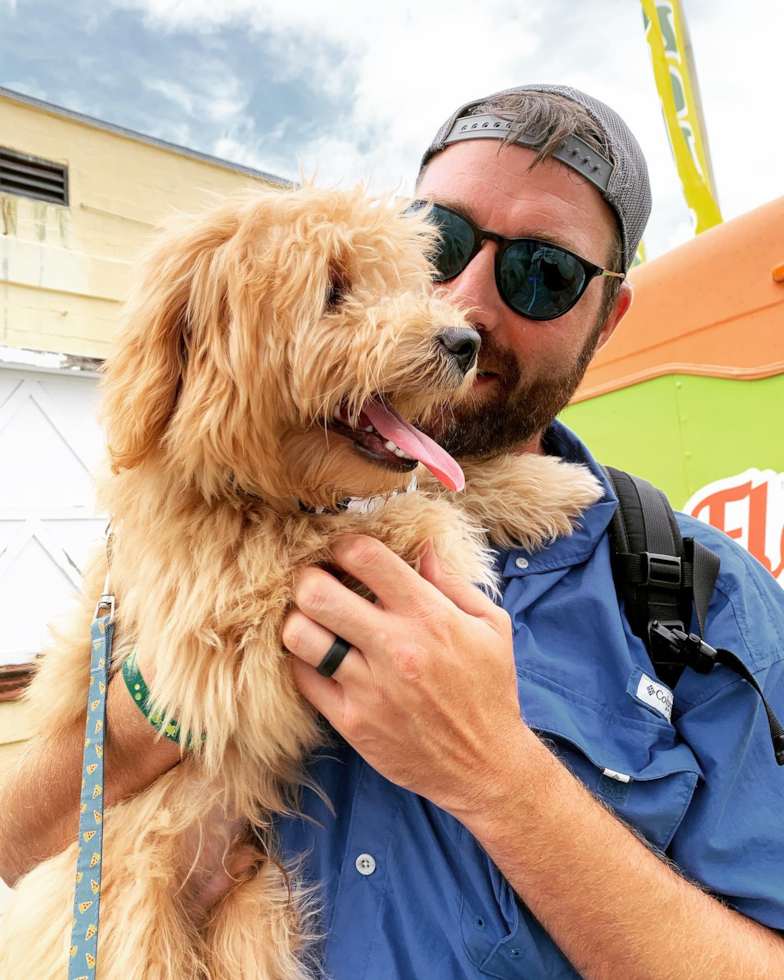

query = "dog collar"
[{"left": 292, "top": 472, "right": 418, "bottom": 516}]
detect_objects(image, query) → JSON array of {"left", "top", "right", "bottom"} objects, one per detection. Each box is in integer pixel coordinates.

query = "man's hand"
[
  {"left": 283, "top": 533, "right": 784, "bottom": 980},
  {"left": 282, "top": 533, "right": 526, "bottom": 820}
]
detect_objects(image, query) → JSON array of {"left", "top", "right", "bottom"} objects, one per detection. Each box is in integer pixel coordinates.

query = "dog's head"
[{"left": 101, "top": 183, "right": 477, "bottom": 509}]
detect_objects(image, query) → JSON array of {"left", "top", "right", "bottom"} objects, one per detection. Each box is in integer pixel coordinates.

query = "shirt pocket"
[
  {"left": 457, "top": 667, "right": 703, "bottom": 978},
  {"left": 517, "top": 666, "right": 703, "bottom": 852}
]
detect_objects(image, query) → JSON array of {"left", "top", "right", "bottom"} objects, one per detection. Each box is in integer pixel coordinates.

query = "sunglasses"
[{"left": 410, "top": 200, "right": 625, "bottom": 322}]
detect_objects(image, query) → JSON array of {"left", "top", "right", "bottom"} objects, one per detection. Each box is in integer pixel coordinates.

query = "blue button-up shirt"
[{"left": 278, "top": 421, "right": 784, "bottom": 979}]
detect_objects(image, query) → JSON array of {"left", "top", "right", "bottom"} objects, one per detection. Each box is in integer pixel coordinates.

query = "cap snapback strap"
[{"left": 442, "top": 113, "right": 614, "bottom": 193}]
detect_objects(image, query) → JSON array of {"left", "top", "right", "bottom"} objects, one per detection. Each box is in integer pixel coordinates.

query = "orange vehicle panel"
[{"left": 575, "top": 195, "right": 784, "bottom": 403}]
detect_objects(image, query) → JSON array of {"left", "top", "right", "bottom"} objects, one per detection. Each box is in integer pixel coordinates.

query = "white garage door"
[{"left": 0, "top": 366, "right": 105, "bottom": 666}]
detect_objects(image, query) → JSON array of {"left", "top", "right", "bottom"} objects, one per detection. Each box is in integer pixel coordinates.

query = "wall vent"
[{"left": 0, "top": 147, "right": 68, "bottom": 205}]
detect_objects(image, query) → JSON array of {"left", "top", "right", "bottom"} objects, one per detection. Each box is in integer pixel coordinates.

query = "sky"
[{"left": 1, "top": 0, "right": 782, "bottom": 260}]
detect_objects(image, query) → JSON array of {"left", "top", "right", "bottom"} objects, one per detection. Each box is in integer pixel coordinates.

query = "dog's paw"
[{"left": 423, "top": 454, "right": 604, "bottom": 552}]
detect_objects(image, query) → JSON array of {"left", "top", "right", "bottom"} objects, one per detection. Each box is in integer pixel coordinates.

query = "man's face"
[{"left": 416, "top": 140, "right": 632, "bottom": 459}]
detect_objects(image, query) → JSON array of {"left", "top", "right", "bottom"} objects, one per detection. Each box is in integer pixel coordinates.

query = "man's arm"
[
  {"left": 1, "top": 664, "right": 267, "bottom": 928},
  {"left": 284, "top": 534, "right": 784, "bottom": 980},
  {"left": 456, "top": 725, "right": 784, "bottom": 980},
  {"left": 0, "top": 664, "right": 181, "bottom": 887}
]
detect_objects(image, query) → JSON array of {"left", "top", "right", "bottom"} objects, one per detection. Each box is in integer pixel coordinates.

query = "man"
[{"left": 2, "top": 85, "right": 784, "bottom": 978}]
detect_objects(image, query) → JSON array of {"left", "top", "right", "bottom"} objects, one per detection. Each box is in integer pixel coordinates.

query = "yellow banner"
[{"left": 640, "top": 0, "right": 722, "bottom": 234}]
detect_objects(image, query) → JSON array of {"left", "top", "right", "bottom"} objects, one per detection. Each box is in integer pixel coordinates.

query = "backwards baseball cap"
[{"left": 419, "top": 84, "right": 652, "bottom": 273}]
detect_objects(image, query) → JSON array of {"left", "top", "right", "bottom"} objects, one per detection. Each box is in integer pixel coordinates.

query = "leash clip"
[
  {"left": 93, "top": 591, "right": 115, "bottom": 623},
  {"left": 93, "top": 521, "right": 115, "bottom": 623}
]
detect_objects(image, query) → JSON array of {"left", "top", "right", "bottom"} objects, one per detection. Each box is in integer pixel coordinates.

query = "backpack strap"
[
  {"left": 603, "top": 465, "right": 784, "bottom": 766},
  {"left": 603, "top": 466, "right": 694, "bottom": 688}
]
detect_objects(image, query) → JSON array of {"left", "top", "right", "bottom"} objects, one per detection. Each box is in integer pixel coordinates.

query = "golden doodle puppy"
[{"left": 0, "top": 184, "right": 601, "bottom": 978}]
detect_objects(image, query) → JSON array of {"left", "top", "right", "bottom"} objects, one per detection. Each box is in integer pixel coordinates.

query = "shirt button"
[
  {"left": 355, "top": 853, "right": 376, "bottom": 876},
  {"left": 515, "top": 556, "right": 529, "bottom": 570}
]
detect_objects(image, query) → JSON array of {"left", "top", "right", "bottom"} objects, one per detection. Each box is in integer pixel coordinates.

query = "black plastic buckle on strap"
[
  {"left": 650, "top": 622, "right": 718, "bottom": 674},
  {"left": 640, "top": 553, "right": 683, "bottom": 589}
]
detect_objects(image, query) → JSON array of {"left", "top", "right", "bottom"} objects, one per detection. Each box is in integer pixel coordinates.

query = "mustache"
[{"left": 475, "top": 337, "right": 523, "bottom": 386}]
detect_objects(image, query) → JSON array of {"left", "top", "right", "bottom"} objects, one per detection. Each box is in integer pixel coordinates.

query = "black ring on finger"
[{"left": 316, "top": 635, "right": 352, "bottom": 678}]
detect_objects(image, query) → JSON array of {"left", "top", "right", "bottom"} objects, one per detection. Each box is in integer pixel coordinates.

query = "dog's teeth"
[
  {"left": 364, "top": 425, "right": 374, "bottom": 432},
  {"left": 384, "top": 440, "right": 398, "bottom": 452},
  {"left": 393, "top": 448, "right": 409, "bottom": 458},
  {"left": 333, "top": 406, "right": 342, "bottom": 419}
]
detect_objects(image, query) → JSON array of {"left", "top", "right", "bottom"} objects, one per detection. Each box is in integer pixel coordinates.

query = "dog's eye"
[
  {"left": 325, "top": 270, "right": 349, "bottom": 311},
  {"left": 325, "top": 281, "right": 343, "bottom": 309}
]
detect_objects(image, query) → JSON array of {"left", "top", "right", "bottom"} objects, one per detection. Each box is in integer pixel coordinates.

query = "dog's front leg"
[{"left": 420, "top": 454, "right": 604, "bottom": 552}]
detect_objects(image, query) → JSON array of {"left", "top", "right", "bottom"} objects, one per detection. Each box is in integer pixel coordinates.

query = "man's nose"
[{"left": 442, "top": 241, "right": 503, "bottom": 332}]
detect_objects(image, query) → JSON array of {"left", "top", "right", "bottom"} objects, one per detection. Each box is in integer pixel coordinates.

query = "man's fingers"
[
  {"left": 418, "top": 539, "right": 500, "bottom": 621},
  {"left": 330, "top": 534, "right": 441, "bottom": 613},
  {"left": 292, "top": 566, "right": 385, "bottom": 655},
  {"left": 290, "top": 657, "right": 346, "bottom": 722},
  {"left": 330, "top": 533, "right": 499, "bottom": 625},
  {"left": 282, "top": 609, "right": 367, "bottom": 684}
]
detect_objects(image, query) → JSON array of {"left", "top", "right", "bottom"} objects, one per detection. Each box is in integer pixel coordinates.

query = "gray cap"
[{"left": 419, "top": 84, "right": 651, "bottom": 272}]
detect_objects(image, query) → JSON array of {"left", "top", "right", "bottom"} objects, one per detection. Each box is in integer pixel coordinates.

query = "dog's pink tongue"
[{"left": 362, "top": 401, "right": 465, "bottom": 492}]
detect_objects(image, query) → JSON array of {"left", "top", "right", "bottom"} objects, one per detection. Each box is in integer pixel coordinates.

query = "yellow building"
[{"left": 0, "top": 85, "right": 286, "bottom": 770}]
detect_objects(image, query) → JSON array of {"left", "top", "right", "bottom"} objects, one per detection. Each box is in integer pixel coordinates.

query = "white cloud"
[
  {"left": 107, "top": 0, "right": 784, "bottom": 260},
  {"left": 144, "top": 68, "right": 248, "bottom": 124},
  {"left": 110, "top": 0, "right": 545, "bottom": 181},
  {"left": 145, "top": 77, "right": 195, "bottom": 114}
]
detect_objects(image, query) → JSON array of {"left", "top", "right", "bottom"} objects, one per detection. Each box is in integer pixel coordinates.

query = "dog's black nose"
[{"left": 436, "top": 327, "right": 481, "bottom": 376}]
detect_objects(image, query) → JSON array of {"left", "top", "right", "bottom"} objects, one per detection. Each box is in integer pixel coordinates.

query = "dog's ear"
[{"left": 101, "top": 204, "right": 240, "bottom": 471}]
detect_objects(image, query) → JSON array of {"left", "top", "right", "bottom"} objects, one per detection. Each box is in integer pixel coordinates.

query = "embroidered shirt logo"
[{"left": 636, "top": 673, "right": 673, "bottom": 721}]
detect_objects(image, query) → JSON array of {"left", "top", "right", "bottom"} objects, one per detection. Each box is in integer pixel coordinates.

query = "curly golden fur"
[{"left": 0, "top": 182, "right": 601, "bottom": 979}]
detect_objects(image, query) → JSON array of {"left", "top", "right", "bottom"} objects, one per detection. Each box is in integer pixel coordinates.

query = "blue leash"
[{"left": 68, "top": 544, "right": 114, "bottom": 979}]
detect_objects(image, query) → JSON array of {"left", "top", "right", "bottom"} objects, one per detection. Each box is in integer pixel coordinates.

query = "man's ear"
[
  {"left": 594, "top": 279, "right": 633, "bottom": 355},
  {"left": 100, "top": 205, "right": 239, "bottom": 472}
]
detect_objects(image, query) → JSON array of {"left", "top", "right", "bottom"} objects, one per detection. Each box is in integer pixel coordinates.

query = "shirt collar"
[{"left": 501, "top": 419, "right": 619, "bottom": 577}]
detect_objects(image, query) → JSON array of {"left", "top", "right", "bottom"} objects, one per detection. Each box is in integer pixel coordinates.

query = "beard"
[{"left": 423, "top": 324, "right": 602, "bottom": 460}]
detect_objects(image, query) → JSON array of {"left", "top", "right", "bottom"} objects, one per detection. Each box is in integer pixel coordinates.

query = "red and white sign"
[{"left": 684, "top": 469, "right": 784, "bottom": 583}]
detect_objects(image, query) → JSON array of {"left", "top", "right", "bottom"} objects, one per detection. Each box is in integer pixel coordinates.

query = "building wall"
[{"left": 0, "top": 90, "right": 282, "bottom": 359}]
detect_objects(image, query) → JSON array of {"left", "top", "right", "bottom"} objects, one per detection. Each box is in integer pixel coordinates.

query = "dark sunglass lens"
[
  {"left": 424, "top": 206, "right": 476, "bottom": 281},
  {"left": 500, "top": 242, "right": 586, "bottom": 319}
]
